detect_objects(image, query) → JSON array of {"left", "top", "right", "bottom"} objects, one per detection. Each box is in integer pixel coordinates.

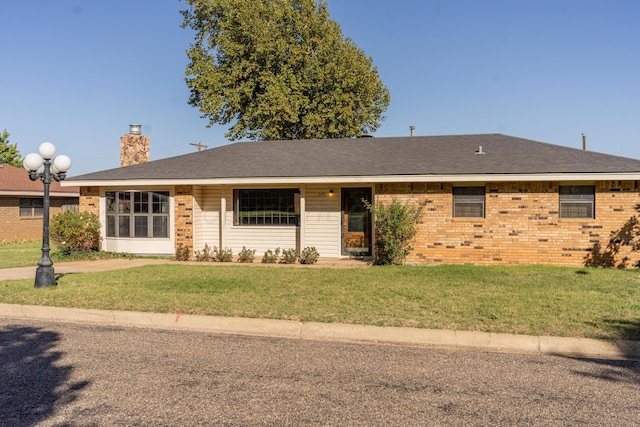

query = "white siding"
[
  {"left": 304, "top": 185, "right": 341, "bottom": 257},
  {"left": 192, "top": 186, "right": 203, "bottom": 250},
  {"left": 195, "top": 186, "right": 221, "bottom": 251},
  {"left": 224, "top": 196, "right": 297, "bottom": 254},
  {"left": 104, "top": 184, "right": 350, "bottom": 258},
  {"left": 102, "top": 237, "right": 174, "bottom": 255}
]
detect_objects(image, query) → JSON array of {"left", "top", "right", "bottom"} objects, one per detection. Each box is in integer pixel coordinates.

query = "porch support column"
[
  {"left": 298, "top": 185, "right": 306, "bottom": 254},
  {"left": 220, "top": 187, "right": 227, "bottom": 249}
]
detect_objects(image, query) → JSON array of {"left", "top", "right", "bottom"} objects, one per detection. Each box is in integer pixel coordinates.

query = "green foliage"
[
  {"left": 237, "top": 246, "right": 256, "bottom": 263},
  {"left": 280, "top": 248, "right": 298, "bottom": 264},
  {"left": 214, "top": 246, "right": 234, "bottom": 262},
  {"left": 51, "top": 250, "right": 134, "bottom": 263},
  {"left": 261, "top": 247, "right": 281, "bottom": 263},
  {"left": 194, "top": 243, "right": 215, "bottom": 262},
  {"left": 50, "top": 211, "right": 100, "bottom": 255},
  {"left": 0, "top": 129, "right": 23, "bottom": 167},
  {"left": 174, "top": 244, "right": 191, "bottom": 261},
  {"left": 364, "top": 199, "right": 427, "bottom": 265},
  {"left": 299, "top": 246, "right": 319, "bottom": 264},
  {"left": 181, "top": 0, "right": 390, "bottom": 141},
  {"left": 192, "top": 244, "right": 238, "bottom": 262}
]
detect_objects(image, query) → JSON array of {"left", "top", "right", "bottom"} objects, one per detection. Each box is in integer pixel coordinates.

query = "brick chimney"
[{"left": 120, "top": 124, "right": 150, "bottom": 167}]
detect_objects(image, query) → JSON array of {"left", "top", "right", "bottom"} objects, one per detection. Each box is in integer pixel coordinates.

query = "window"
[
  {"left": 105, "top": 191, "right": 170, "bottom": 238},
  {"left": 453, "top": 187, "right": 485, "bottom": 218},
  {"left": 234, "top": 189, "right": 298, "bottom": 225},
  {"left": 19, "top": 198, "right": 43, "bottom": 217},
  {"left": 559, "top": 186, "right": 595, "bottom": 219}
]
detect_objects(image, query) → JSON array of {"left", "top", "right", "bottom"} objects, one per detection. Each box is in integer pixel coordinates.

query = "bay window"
[{"left": 106, "top": 191, "right": 169, "bottom": 238}]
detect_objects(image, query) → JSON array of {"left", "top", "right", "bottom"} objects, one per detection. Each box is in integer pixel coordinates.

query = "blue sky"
[{"left": 2, "top": 1, "right": 639, "bottom": 176}]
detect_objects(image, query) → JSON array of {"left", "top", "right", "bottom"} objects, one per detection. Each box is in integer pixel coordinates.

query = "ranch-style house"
[{"left": 64, "top": 131, "right": 640, "bottom": 267}]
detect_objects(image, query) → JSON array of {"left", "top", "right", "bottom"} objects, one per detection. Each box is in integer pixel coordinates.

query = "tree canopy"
[
  {"left": 0, "top": 130, "right": 23, "bottom": 167},
  {"left": 181, "top": 0, "right": 390, "bottom": 141}
]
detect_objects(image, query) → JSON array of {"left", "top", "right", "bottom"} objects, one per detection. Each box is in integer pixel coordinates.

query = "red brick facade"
[
  {"left": 376, "top": 180, "right": 640, "bottom": 267},
  {"left": 0, "top": 164, "right": 79, "bottom": 241},
  {"left": 0, "top": 196, "right": 78, "bottom": 241}
]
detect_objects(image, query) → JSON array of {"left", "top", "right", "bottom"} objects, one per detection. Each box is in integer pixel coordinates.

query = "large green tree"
[
  {"left": 0, "top": 129, "right": 22, "bottom": 167},
  {"left": 181, "top": 0, "right": 390, "bottom": 141}
]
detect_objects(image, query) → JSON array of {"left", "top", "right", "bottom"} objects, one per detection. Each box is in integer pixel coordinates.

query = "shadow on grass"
[
  {"left": 0, "top": 325, "right": 89, "bottom": 426},
  {"left": 601, "top": 318, "right": 640, "bottom": 341}
]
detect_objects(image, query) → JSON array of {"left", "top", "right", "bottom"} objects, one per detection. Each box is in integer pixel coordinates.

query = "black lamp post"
[{"left": 23, "top": 142, "right": 72, "bottom": 288}]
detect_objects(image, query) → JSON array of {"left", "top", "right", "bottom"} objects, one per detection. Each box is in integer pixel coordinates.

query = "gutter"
[{"left": 62, "top": 172, "right": 640, "bottom": 187}]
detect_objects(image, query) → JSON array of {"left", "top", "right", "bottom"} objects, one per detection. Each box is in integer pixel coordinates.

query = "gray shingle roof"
[{"left": 68, "top": 134, "right": 640, "bottom": 182}]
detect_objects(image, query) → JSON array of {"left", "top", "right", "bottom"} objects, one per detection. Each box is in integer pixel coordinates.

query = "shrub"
[
  {"left": 262, "top": 247, "right": 281, "bottom": 263},
  {"left": 194, "top": 243, "right": 215, "bottom": 262},
  {"left": 299, "top": 246, "right": 319, "bottom": 264},
  {"left": 214, "top": 246, "right": 233, "bottom": 262},
  {"left": 173, "top": 244, "right": 191, "bottom": 261},
  {"left": 237, "top": 246, "right": 256, "bottom": 263},
  {"left": 50, "top": 211, "right": 100, "bottom": 255},
  {"left": 364, "top": 198, "right": 427, "bottom": 265},
  {"left": 280, "top": 248, "right": 297, "bottom": 264}
]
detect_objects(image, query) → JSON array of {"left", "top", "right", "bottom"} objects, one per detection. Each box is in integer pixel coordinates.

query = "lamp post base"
[{"left": 35, "top": 265, "right": 56, "bottom": 288}]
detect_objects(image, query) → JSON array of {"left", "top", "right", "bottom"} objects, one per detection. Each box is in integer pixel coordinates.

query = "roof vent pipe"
[
  {"left": 129, "top": 124, "right": 141, "bottom": 135},
  {"left": 582, "top": 133, "right": 587, "bottom": 151},
  {"left": 475, "top": 145, "right": 485, "bottom": 155},
  {"left": 410, "top": 125, "right": 415, "bottom": 137}
]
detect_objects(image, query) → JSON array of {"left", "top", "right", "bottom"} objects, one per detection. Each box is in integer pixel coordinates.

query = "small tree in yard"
[
  {"left": 51, "top": 211, "right": 100, "bottom": 255},
  {"left": 364, "top": 199, "right": 426, "bottom": 266},
  {"left": 0, "top": 129, "right": 22, "bottom": 167}
]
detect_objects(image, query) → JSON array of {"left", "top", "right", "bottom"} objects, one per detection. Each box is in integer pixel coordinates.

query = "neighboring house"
[
  {"left": 0, "top": 163, "right": 79, "bottom": 241},
  {"left": 64, "top": 133, "right": 640, "bottom": 267}
]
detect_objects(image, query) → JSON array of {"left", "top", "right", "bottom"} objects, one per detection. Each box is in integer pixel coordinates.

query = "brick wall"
[
  {"left": 375, "top": 181, "right": 640, "bottom": 267},
  {"left": 79, "top": 186, "right": 100, "bottom": 217},
  {"left": 175, "top": 185, "right": 194, "bottom": 254},
  {"left": 0, "top": 196, "right": 78, "bottom": 241}
]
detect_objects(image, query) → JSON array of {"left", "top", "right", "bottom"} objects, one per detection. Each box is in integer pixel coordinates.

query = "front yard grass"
[
  {"left": 1, "top": 262, "right": 639, "bottom": 340},
  {"left": 0, "top": 241, "right": 42, "bottom": 269}
]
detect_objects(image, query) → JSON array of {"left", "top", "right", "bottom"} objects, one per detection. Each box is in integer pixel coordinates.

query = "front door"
[{"left": 342, "top": 188, "right": 372, "bottom": 256}]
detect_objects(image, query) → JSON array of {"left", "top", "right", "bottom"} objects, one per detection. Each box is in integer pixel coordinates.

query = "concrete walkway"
[
  {"left": 0, "top": 258, "right": 172, "bottom": 281},
  {"left": 1, "top": 259, "right": 639, "bottom": 360}
]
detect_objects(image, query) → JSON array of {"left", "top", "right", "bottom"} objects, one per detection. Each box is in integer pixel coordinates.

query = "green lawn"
[
  {"left": 1, "top": 259, "right": 639, "bottom": 340},
  {"left": 0, "top": 241, "right": 43, "bottom": 269}
]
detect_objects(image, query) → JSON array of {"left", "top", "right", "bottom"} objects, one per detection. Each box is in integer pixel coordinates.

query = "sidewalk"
[
  {"left": 1, "top": 259, "right": 639, "bottom": 360},
  {"left": 0, "top": 258, "right": 172, "bottom": 281}
]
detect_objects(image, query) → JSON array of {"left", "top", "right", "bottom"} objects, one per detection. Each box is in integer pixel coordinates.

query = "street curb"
[{"left": 1, "top": 303, "right": 639, "bottom": 360}]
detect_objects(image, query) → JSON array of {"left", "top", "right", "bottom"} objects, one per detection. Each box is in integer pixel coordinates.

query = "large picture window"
[
  {"left": 19, "top": 198, "right": 43, "bottom": 217},
  {"left": 453, "top": 187, "right": 485, "bottom": 218},
  {"left": 105, "top": 191, "right": 170, "bottom": 238},
  {"left": 234, "top": 189, "right": 298, "bottom": 225},
  {"left": 559, "top": 186, "right": 595, "bottom": 219}
]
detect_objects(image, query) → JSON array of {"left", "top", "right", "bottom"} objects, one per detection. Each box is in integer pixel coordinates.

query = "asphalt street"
[{"left": 1, "top": 318, "right": 639, "bottom": 426}]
